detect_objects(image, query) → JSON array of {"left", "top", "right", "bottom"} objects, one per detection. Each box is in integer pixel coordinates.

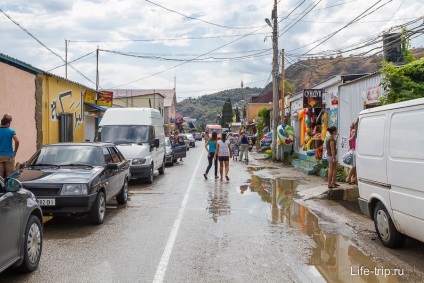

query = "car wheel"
[
  {"left": 158, "top": 159, "right": 165, "bottom": 175},
  {"left": 89, "top": 191, "right": 106, "bottom": 225},
  {"left": 116, "top": 180, "right": 128, "bottom": 204},
  {"left": 373, "top": 201, "right": 405, "bottom": 248},
  {"left": 17, "top": 215, "right": 42, "bottom": 272},
  {"left": 144, "top": 164, "right": 154, "bottom": 184}
]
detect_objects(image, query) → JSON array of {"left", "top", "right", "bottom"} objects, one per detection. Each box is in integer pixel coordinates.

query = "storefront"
[{"left": 83, "top": 90, "right": 111, "bottom": 142}]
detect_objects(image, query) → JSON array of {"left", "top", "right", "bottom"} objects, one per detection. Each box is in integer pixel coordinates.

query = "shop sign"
[
  {"left": 84, "top": 90, "right": 96, "bottom": 104},
  {"left": 303, "top": 89, "right": 323, "bottom": 108},
  {"left": 97, "top": 91, "right": 113, "bottom": 107},
  {"left": 330, "top": 92, "right": 339, "bottom": 106},
  {"left": 365, "top": 85, "right": 381, "bottom": 104}
]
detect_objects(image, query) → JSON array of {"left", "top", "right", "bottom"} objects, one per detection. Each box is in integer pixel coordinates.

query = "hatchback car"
[
  {"left": 178, "top": 134, "right": 190, "bottom": 151},
  {"left": 0, "top": 177, "right": 43, "bottom": 273},
  {"left": 17, "top": 143, "right": 130, "bottom": 225},
  {"left": 165, "top": 137, "right": 187, "bottom": 166}
]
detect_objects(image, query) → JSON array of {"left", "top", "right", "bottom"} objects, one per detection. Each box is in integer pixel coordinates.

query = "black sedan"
[
  {"left": 0, "top": 177, "right": 43, "bottom": 273},
  {"left": 17, "top": 143, "right": 130, "bottom": 225}
]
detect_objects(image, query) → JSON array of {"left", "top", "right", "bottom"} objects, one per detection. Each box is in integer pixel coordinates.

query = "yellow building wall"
[
  {"left": 41, "top": 75, "right": 88, "bottom": 144},
  {"left": 247, "top": 103, "right": 273, "bottom": 123}
]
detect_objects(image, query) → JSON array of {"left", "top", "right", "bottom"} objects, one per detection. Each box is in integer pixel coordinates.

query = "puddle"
[
  {"left": 247, "top": 166, "right": 279, "bottom": 173},
  {"left": 239, "top": 175, "right": 419, "bottom": 282},
  {"left": 207, "top": 182, "right": 231, "bottom": 222}
]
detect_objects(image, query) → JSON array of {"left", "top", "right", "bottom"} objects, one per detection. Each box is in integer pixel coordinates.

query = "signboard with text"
[
  {"left": 97, "top": 91, "right": 113, "bottom": 107},
  {"left": 303, "top": 89, "right": 323, "bottom": 108},
  {"left": 84, "top": 90, "right": 96, "bottom": 104}
]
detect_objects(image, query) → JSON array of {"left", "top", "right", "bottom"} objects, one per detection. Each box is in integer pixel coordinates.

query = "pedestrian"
[
  {"left": 203, "top": 132, "right": 218, "bottom": 180},
  {"left": 230, "top": 133, "right": 239, "bottom": 161},
  {"left": 346, "top": 121, "right": 357, "bottom": 185},
  {"left": 0, "top": 116, "right": 19, "bottom": 178},
  {"left": 326, "top": 126, "right": 338, "bottom": 189},
  {"left": 215, "top": 132, "right": 232, "bottom": 181},
  {"left": 173, "top": 130, "right": 184, "bottom": 162},
  {"left": 239, "top": 130, "right": 249, "bottom": 162}
]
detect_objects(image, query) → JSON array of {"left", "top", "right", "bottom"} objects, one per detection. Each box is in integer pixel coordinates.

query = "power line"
[
  {"left": 46, "top": 51, "right": 96, "bottom": 72},
  {"left": 145, "top": 0, "right": 265, "bottom": 30}
]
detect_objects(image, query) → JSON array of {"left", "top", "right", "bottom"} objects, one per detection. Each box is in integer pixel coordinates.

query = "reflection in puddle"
[
  {"left": 240, "top": 175, "right": 415, "bottom": 282},
  {"left": 247, "top": 166, "right": 279, "bottom": 173},
  {"left": 207, "top": 182, "right": 230, "bottom": 222}
]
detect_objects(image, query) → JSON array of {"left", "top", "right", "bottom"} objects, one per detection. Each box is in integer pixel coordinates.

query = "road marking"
[{"left": 153, "top": 147, "right": 205, "bottom": 283}]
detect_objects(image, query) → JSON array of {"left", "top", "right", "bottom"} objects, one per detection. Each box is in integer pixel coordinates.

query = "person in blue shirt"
[{"left": 0, "top": 116, "right": 19, "bottom": 178}]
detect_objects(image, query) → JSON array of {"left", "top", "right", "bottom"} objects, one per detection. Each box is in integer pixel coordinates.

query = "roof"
[
  {"left": 251, "top": 91, "right": 273, "bottom": 103},
  {"left": 84, "top": 102, "right": 108, "bottom": 111},
  {"left": 107, "top": 89, "right": 171, "bottom": 99},
  {"left": 162, "top": 89, "right": 176, "bottom": 107},
  {"left": 359, "top": 97, "right": 424, "bottom": 115}
]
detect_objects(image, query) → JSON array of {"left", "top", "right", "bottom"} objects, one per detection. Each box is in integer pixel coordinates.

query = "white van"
[
  {"left": 98, "top": 108, "right": 165, "bottom": 183},
  {"left": 357, "top": 97, "right": 424, "bottom": 248}
]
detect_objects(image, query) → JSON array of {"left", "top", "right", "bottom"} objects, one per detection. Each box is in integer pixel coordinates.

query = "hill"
[{"left": 176, "top": 87, "right": 262, "bottom": 126}]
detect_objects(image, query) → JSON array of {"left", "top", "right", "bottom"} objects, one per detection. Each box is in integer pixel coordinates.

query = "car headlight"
[
  {"left": 166, "top": 148, "right": 172, "bottom": 155},
  {"left": 61, "top": 184, "right": 88, "bottom": 195},
  {"left": 132, "top": 158, "right": 146, "bottom": 165}
]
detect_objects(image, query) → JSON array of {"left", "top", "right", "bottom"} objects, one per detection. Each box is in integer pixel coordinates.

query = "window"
[
  {"left": 109, "top": 147, "right": 122, "bottom": 163},
  {"left": 102, "top": 147, "right": 113, "bottom": 164}
]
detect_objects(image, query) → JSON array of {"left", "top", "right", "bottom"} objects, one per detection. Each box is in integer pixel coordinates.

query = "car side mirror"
[
  {"left": 106, "top": 163, "right": 118, "bottom": 170},
  {"left": 6, "top": 178, "right": 23, "bottom": 192},
  {"left": 153, "top": 138, "right": 160, "bottom": 148}
]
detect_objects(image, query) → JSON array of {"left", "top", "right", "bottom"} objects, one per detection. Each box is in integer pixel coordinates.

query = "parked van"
[
  {"left": 98, "top": 108, "right": 165, "bottom": 183},
  {"left": 357, "top": 97, "right": 424, "bottom": 248}
]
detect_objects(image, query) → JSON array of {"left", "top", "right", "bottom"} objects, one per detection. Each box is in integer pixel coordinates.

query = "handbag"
[{"left": 342, "top": 149, "right": 353, "bottom": 166}]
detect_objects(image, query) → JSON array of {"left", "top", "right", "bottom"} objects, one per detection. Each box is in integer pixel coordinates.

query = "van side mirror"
[{"left": 153, "top": 138, "right": 160, "bottom": 148}]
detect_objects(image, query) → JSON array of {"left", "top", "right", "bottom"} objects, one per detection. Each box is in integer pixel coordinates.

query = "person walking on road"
[
  {"left": 326, "top": 126, "right": 338, "bottom": 189},
  {"left": 203, "top": 132, "right": 218, "bottom": 180},
  {"left": 346, "top": 121, "right": 357, "bottom": 185},
  {"left": 215, "top": 132, "right": 232, "bottom": 181},
  {"left": 230, "top": 133, "right": 239, "bottom": 161},
  {"left": 0, "top": 116, "right": 19, "bottom": 178},
  {"left": 239, "top": 130, "right": 249, "bottom": 162}
]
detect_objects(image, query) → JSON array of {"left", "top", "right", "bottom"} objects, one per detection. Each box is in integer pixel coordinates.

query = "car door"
[
  {"left": 109, "top": 146, "right": 127, "bottom": 195},
  {"left": 173, "top": 138, "right": 187, "bottom": 159},
  {"left": 0, "top": 187, "right": 21, "bottom": 267},
  {"left": 102, "top": 147, "right": 118, "bottom": 201}
]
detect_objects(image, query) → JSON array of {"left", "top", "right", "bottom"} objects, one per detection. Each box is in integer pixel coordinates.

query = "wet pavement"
[{"left": 1, "top": 143, "right": 424, "bottom": 282}]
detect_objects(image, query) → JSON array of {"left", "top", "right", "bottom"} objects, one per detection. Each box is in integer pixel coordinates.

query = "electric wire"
[{"left": 46, "top": 51, "right": 96, "bottom": 72}]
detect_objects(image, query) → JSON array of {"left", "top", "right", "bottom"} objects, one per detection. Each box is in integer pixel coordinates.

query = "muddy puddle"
[{"left": 238, "top": 174, "right": 419, "bottom": 282}]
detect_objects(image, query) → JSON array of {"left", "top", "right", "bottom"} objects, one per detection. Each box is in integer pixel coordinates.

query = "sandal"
[
  {"left": 334, "top": 183, "right": 340, "bottom": 187},
  {"left": 203, "top": 173, "right": 208, "bottom": 180},
  {"left": 225, "top": 175, "right": 230, "bottom": 181},
  {"left": 328, "top": 185, "right": 336, "bottom": 189}
]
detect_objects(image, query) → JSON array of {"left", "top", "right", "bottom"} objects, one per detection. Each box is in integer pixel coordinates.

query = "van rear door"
[{"left": 387, "top": 108, "right": 424, "bottom": 241}]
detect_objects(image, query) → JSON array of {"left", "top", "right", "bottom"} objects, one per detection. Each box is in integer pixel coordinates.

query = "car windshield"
[
  {"left": 28, "top": 146, "right": 103, "bottom": 166},
  {"left": 209, "top": 129, "right": 222, "bottom": 134},
  {"left": 165, "top": 139, "right": 171, "bottom": 146},
  {"left": 186, "top": 134, "right": 194, "bottom": 139},
  {"left": 100, "top": 125, "right": 149, "bottom": 144}
]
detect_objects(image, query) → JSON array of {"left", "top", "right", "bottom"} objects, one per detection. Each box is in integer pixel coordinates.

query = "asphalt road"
[{"left": 1, "top": 141, "right": 422, "bottom": 282}]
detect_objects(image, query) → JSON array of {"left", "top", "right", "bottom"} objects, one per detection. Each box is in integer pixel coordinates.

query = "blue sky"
[{"left": 1, "top": 0, "right": 423, "bottom": 101}]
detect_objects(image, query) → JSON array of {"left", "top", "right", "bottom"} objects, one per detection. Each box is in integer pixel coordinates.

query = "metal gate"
[{"left": 59, "top": 113, "right": 73, "bottom": 142}]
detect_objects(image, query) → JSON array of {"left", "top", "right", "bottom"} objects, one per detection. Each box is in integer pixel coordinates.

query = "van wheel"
[
  {"left": 89, "top": 191, "right": 106, "bottom": 225},
  {"left": 373, "top": 201, "right": 405, "bottom": 248},
  {"left": 158, "top": 159, "right": 165, "bottom": 175},
  {"left": 17, "top": 216, "right": 42, "bottom": 272},
  {"left": 144, "top": 164, "right": 154, "bottom": 184}
]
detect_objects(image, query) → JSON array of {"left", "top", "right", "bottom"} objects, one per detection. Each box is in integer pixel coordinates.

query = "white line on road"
[{"left": 152, "top": 147, "right": 205, "bottom": 283}]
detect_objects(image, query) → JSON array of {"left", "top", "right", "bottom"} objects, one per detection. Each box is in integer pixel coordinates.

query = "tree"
[
  {"left": 235, "top": 105, "right": 240, "bottom": 122},
  {"left": 221, "top": 98, "right": 233, "bottom": 127},
  {"left": 380, "top": 58, "right": 424, "bottom": 105}
]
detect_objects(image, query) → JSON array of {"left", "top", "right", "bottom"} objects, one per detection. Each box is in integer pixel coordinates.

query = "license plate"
[{"left": 37, "top": 199, "right": 56, "bottom": 206}]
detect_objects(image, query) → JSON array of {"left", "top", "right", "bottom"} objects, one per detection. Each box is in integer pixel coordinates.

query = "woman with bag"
[
  {"left": 345, "top": 121, "right": 357, "bottom": 184},
  {"left": 326, "top": 126, "right": 339, "bottom": 189},
  {"left": 203, "top": 132, "right": 219, "bottom": 180}
]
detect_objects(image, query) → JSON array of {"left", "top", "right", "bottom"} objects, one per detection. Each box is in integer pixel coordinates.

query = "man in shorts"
[{"left": 0, "top": 116, "right": 19, "bottom": 178}]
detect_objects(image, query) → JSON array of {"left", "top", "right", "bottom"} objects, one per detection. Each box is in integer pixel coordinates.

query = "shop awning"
[{"left": 84, "top": 102, "right": 107, "bottom": 111}]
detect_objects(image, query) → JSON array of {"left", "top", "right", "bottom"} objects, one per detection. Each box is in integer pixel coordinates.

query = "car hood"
[
  {"left": 14, "top": 168, "right": 102, "bottom": 184},
  {"left": 116, "top": 143, "right": 149, "bottom": 159}
]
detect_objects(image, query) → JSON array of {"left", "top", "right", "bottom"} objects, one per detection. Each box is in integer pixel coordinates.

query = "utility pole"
[
  {"left": 271, "top": 0, "right": 279, "bottom": 161},
  {"left": 281, "top": 49, "right": 285, "bottom": 123},
  {"left": 96, "top": 46, "right": 99, "bottom": 91},
  {"left": 65, "top": 39, "right": 68, "bottom": 79}
]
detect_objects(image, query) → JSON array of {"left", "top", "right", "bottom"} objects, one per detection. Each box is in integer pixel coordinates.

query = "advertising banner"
[
  {"left": 84, "top": 90, "right": 96, "bottom": 104},
  {"left": 303, "top": 89, "right": 323, "bottom": 108},
  {"left": 97, "top": 91, "right": 113, "bottom": 107}
]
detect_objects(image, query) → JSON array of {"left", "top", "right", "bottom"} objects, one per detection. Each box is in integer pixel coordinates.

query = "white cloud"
[{"left": 0, "top": 0, "right": 422, "bottom": 100}]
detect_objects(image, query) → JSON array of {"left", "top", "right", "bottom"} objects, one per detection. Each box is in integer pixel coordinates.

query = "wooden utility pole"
[
  {"left": 281, "top": 49, "right": 285, "bottom": 123},
  {"left": 271, "top": 0, "right": 279, "bottom": 161},
  {"left": 65, "top": 39, "right": 68, "bottom": 79},
  {"left": 96, "top": 46, "right": 99, "bottom": 91}
]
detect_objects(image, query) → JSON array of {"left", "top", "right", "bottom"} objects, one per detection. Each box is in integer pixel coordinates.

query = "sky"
[{"left": 0, "top": 0, "right": 423, "bottom": 101}]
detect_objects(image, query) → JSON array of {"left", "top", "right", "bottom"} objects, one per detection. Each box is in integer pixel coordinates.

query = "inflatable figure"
[
  {"left": 321, "top": 110, "right": 328, "bottom": 141},
  {"left": 277, "top": 124, "right": 295, "bottom": 145}
]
